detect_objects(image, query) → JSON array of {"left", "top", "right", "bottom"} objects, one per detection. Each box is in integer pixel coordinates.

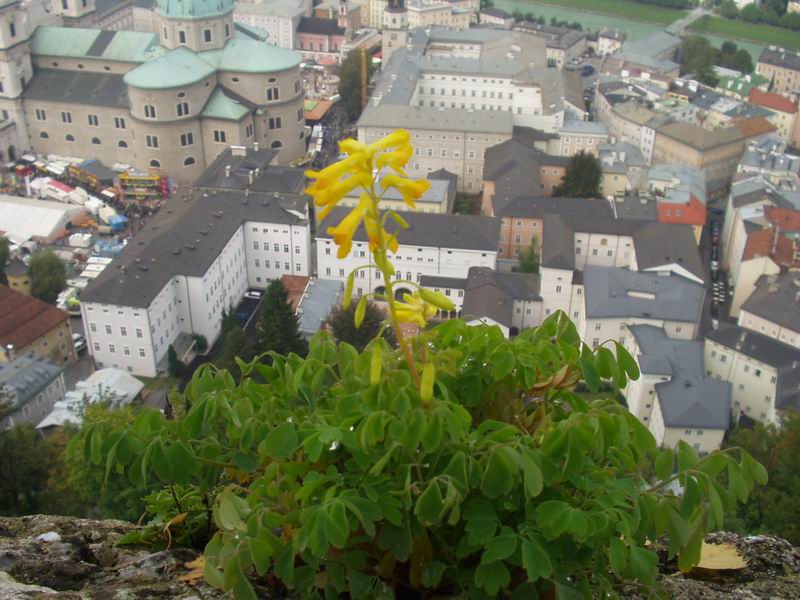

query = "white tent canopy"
[{"left": 0, "top": 194, "right": 84, "bottom": 241}]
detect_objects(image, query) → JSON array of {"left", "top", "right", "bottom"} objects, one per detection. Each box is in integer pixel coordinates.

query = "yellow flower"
[
  {"left": 381, "top": 175, "right": 431, "bottom": 209},
  {"left": 376, "top": 144, "right": 413, "bottom": 175},
  {"left": 338, "top": 138, "right": 367, "bottom": 156},
  {"left": 309, "top": 172, "right": 372, "bottom": 218},
  {"left": 326, "top": 194, "right": 371, "bottom": 259},
  {"left": 394, "top": 291, "right": 439, "bottom": 328},
  {"left": 366, "top": 130, "right": 410, "bottom": 158}
]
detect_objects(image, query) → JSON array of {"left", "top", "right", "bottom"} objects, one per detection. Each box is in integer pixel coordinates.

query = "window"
[
  {"left": 177, "top": 101, "right": 189, "bottom": 117},
  {"left": 139, "top": 348, "right": 145, "bottom": 357},
  {"left": 120, "top": 326, "right": 127, "bottom": 336},
  {"left": 90, "top": 136, "right": 100, "bottom": 145},
  {"left": 225, "top": 23, "right": 230, "bottom": 37},
  {"left": 114, "top": 116, "right": 126, "bottom": 129},
  {"left": 184, "top": 157, "right": 195, "bottom": 166},
  {"left": 9, "top": 22, "right": 15, "bottom": 37},
  {"left": 179, "top": 132, "right": 193, "bottom": 146},
  {"left": 135, "top": 328, "right": 143, "bottom": 338},
  {"left": 266, "top": 87, "right": 280, "bottom": 101},
  {"left": 149, "top": 159, "right": 161, "bottom": 168},
  {"left": 39, "top": 131, "right": 49, "bottom": 138},
  {"left": 283, "top": 244, "right": 289, "bottom": 253},
  {"left": 118, "top": 140, "right": 128, "bottom": 148},
  {"left": 271, "top": 140, "right": 282, "bottom": 149},
  {"left": 145, "top": 135, "right": 159, "bottom": 148},
  {"left": 61, "top": 111, "right": 72, "bottom": 123},
  {"left": 88, "top": 114, "right": 98, "bottom": 126},
  {"left": 213, "top": 130, "right": 226, "bottom": 143},
  {"left": 246, "top": 124, "right": 253, "bottom": 138},
  {"left": 770, "top": 375, "right": 777, "bottom": 384},
  {"left": 109, "top": 344, "right": 115, "bottom": 354},
  {"left": 268, "top": 117, "right": 282, "bottom": 129},
  {"left": 178, "top": 30, "right": 186, "bottom": 44},
  {"left": 93, "top": 342, "right": 100, "bottom": 352},
  {"left": 35, "top": 109, "right": 46, "bottom": 121},
  {"left": 203, "top": 29, "right": 212, "bottom": 43},
  {"left": 143, "top": 104, "right": 156, "bottom": 119},
  {"left": 123, "top": 346, "right": 131, "bottom": 356}
]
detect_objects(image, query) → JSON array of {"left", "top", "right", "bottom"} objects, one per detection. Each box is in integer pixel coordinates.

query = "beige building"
[
  {"left": 706, "top": 325, "right": 800, "bottom": 426},
  {"left": 0, "top": 285, "right": 76, "bottom": 365},
  {"left": 4, "top": 0, "right": 306, "bottom": 183},
  {"left": 756, "top": 47, "right": 800, "bottom": 97}
]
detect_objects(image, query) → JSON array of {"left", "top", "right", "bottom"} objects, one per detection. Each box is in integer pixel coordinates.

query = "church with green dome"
[{"left": 0, "top": 0, "right": 307, "bottom": 183}]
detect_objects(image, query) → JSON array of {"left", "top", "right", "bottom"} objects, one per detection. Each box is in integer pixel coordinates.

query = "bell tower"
[
  {"left": 381, "top": 0, "right": 407, "bottom": 64},
  {"left": 156, "top": 0, "right": 235, "bottom": 52}
]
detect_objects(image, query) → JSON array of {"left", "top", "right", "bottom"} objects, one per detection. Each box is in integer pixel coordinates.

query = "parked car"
[
  {"left": 711, "top": 259, "right": 719, "bottom": 271},
  {"left": 709, "top": 207, "right": 725, "bottom": 216},
  {"left": 73, "top": 333, "right": 87, "bottom": 353},
  {"left": 244, "top": 289, "right": 263, "bottom": 300},
  {"left": 580, "top": 64, "right": 595, "bottom": 77}
]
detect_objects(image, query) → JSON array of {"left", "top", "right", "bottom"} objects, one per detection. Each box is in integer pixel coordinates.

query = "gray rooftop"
[
  {"left": 758, "top": 47, "right": 800, "bottom": 72},
  {"left": 740, "top": 272, "right": 800, "bottom": 334},
  {"left": 583, "top": 265, "right": 705, "bottom": 323},
  {"left": 496, "top": 195, "right": 614, "bottom": 220},
  {"left": 0, "top": 352, "right": 62, "bottom": 410},
  {"left": 23, "top": 69, "right": 129, "bottom": 109},
  {"left": 297, "top": 278, "right": 342, "bottom": 337},
  {"left": 461, "top": 267, "right": 540, "bottom": 328},
  {"left": 707, "top": 324, "right": 800, "bottom": 412},
  {"left": 629, "top": 325, "right": 730, "bottom": 429},
  {"left": 632, "top": 222, "right": 705, "bottom": 282},
  {"left": 81, "top": 190, "right": 307, "bottom": 308},
  {"left": 419, "top": 275, "right": 467, "bottom": 289},
  {"left": 317, "top": 208, "right": 501, "bottom": 252},
  {"left": 358, "top": 104, "right": 515, "bottom": 134}
]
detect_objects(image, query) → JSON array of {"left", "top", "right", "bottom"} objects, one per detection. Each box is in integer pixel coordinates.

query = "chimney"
[
  {"left": 736, "top": 331, "right": 746, "bottom": 350},
  {"left": 249, "top": 170, "right": 255, "bottom": 185},
  {"left": 225, "top": 165, "right": 231, "bottom": 178},
  {"left": 254, "top": 142, "right": 259, "bottom": 151},
  {"left": 4, "top": 344, "right": 14, "bottom": 361}
]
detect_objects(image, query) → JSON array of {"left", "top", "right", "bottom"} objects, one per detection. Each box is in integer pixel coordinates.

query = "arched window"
[
  {"left": 143, "top": 104, "right": 156, "bottom": 119},
  {"left": 270, "top": 140, "right": 282, "bottom": 149},
  {"left": 149, "top": 159, "right": 160, "bottom": 168},
  {"left": 91, "top": 137, "right": 101, "bottom": 145},
  {"left": 39, "top": 131, "right": 49, "bottom": 139},
  {"left": 183, "top": 157, "right": 195, "bottom": 166},
  {"left": 118, "top": 140, "right": 128, "bottom": 148},
  {"left": 65, "top": 134, "right": 75, "bottom": 141}
]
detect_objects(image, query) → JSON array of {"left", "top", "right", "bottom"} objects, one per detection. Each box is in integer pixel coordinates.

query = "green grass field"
[
  {"left": 689, "top": 15, "right": 800, "bottom": 51},
  {"left": 512, "top": 0, "right": 686, "bottom": 26}
]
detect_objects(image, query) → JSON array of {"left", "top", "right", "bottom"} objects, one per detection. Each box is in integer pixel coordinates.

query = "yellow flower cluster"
[{"left": 304, "top": 130, "right": 430, "bottom": 260}]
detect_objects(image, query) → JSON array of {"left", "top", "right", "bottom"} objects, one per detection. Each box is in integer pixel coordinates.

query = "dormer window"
[{"left": 178, "top": 30, "right": 186, "bottom": 44}]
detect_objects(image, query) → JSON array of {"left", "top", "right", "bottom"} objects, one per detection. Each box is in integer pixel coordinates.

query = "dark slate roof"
[
  {"left": 297, "top": 16, "right": 345, "bottom": 36},
  {"left": 541, "top": 213, "right": 576, "bottom": 271},
  {"left": 81, "top": 190, "right": 307, "bottom": 308},
  {"left": 480, "top": 7, "right": 511, "bottom": 18},
  {"left": 740, "top": 272, "right": 800, "bottom": 333},
  {"left": 629, "top": 325, "right": 730, "bottom": 429},
  {"left": 512, "top": 125, "right": 560, "bottom": 146},
  {"left": 632, "top": 222, "right": 705, "bottom": 282},
  {"left": 0, "top": 352, "right": 63, "bottom": 408},
  {"left": 706, "top": 324, "right": 800, "bottom": 412},
  {"left": 461, "top": 267, "right": 540, "bottom": 328},
  {"left": 4, "top": 257, "right": 27, "bottom": 277},
  {"left": 318, "top": 208, "right": 501, "bottom": 252},
  {"left": 483, "top": 140, "right": 544, "bottom": 206},
  {"left": 758, "top": 48, "right": 800, "bottom": 72},
  {"left": 583, "top": 265, "right": 705, "bottom": 323},
  {"left": 496, "top": 195, "right": 613, "bottom": 220},
  {"left": 23, "top": 69, "right": 129, "bottom": 109},
  {"left": 419, "top": 275, "right": 467, "bottom": 289},
  {"left": 428, "top": 168, "right": 458, "bottom": 213}
]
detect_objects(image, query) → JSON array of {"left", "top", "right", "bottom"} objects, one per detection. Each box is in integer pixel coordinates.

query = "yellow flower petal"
[
  {"left": 366, "top": 129, "right": 410, "bottom": 157},
  {"left": 381, "top": 175, "right": 430, "bottom": 208},
  {"left": 339, "top": 138, "right": 367, "bottom": 155}
]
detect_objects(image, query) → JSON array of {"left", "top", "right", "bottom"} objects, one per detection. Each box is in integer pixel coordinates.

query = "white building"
[
  {"left": 738, "top": 272, "right": 800, "bottom": 349},
  {"left": 623, "top": 325, "right": 730, "bottom": 453},
  {"left": 316, "top": 209, "right": 500, "bottom": 302},
  {"left": 80, "top": 162, "right": 311, "bottom": 377},
  {"left": 705, "top": 325, "right": 800, "bottom": 426},
  {"left": 233, "top": 0, "right": 311, "bottom": 49}
]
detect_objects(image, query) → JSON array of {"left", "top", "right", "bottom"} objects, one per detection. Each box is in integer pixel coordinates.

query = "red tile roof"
[
  {"left": 748, "top": 88, "right": 798, "bottom": 114},
  {"left": 0, "top": 285, "right": 69, "bottom": 351},
  {"left": 742, "top": 228, "right": 800, "bottom": 268},
  {"left": 765, "top": 206, "right": 800, "bottom": 231},
  {"left": 732, "top": 116, "right": 777, "bottom": 138},
  {"left": 280, "top": 275, "right": 310, "bottom": 311}
]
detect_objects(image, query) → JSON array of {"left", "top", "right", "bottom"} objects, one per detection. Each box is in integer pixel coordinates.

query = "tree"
[
  {"left": 518, "top": 239, "right": 540, "bottom": 273},
  {"left": 511, "top": 8, "right": 524, "bottom": 22},
  {"left": 719, "top": 0, "right": 738, "bottom": 18},
  {"left": 720, "top": 40, "right": 737, "bottom": 55},
  {"left": 680, "top": 36, "right": 720, "bottom": 86},
  {"left": 0, "top": 424, "right": 64, "bottom": 515},
  {"left": 338, "top": 49, "right": 374, "bottom": 122},
  {"left": 220, "top": 307, "right": 239, "bottom": 336},
  {"left": 217, "top": 325, "right": 255, "bottom": 380},
  {"left": 328, "top": 301, "right": 396, "bottom": 352},
  {"left": 192, "top": 334, "right": 208, "bottom": 354},
  {"left": 732, "top": 48, "right": 754, "bottom": 73},
  {"left": 28, "top": 251, "right": 66, "bottom": 304},
  {"left": 724, "top": 415, "right": 800, "bottom": 545},
  {"left": 553, "top": 151, "right": 602, "bottom": 198},
  {"left": 167, "top": 344, "right": 184, "bottom": 377},
  {"left": 0, "top": 235, "right": 9, "bottom": 283},
  {"left": 257, "top": 280, "right": 308, "bottom": 357},
  {"left": 479, "top": 0, "right": 493, "bottom": 9}
]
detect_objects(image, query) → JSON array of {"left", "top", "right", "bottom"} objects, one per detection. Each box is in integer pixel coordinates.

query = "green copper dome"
[{"left": 156, "top": 0, "right": 234, "bottom": 20}]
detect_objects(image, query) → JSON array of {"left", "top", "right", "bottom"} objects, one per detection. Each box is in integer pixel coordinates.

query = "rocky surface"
[{"left": 1, "top": 515, "right": 799, "bottom": 598}]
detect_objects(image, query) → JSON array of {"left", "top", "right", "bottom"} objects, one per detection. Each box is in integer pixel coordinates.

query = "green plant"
[{"left": 82, "top": 131, "right": 766, "bottom": 599}]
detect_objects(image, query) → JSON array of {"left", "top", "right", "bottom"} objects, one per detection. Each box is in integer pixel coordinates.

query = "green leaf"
[
  {"left": 743, "top": 451, "right": 768, "bottom": 486},
  {"left": 249, "top": 537, "right": 273, "bottom": 576},
  {"left": 490, "top": 350, "right": 516, "bottom": 380},
  {"left": 354, "top": 296, "right": 367, "bottom": 329},
  {"left": 481, "top": 529, "right": 517, "bottom": 563},
  {"left": 204, "top": 558, "right": 225, "bottom": 589},
  {"left": 165, "top": 441, "right": 197, "bottom": 484},
  {"left": 608, "top": 538, "right": 628, "bottom": 575},
  {"left": 480, "top": 447, "right": 516, "bottom": 499},
  {"left": 707, "top": 481, "right": 724, "bottom": 529},
  {"left": 344, "top": 271, "right": 355, "bottom": 308},
  {"left": 522, "top": 451, "right": 543, "bottom": 499},
  {"left": 629, "top": 545, "right": 658, "bottom": 585},
  {"left": 217, "top": 491, "right": 245, "bottom": 531},
  {"left": 554, "top": 580, "right": 587, "bottom": 600},
  {"left": 474, "top": 561, "right": 510, "bottom": 596},
  {"left": 655, "top": 448, "right": 674, "bottom": 481},
  {"left": 325, "top": 502, "right": 349, "bottom": 548},
  {"left": 263, "top": 422, "right": 299, "bottom": 460},
  {"left": 677, "top": 441, "right": 699, "bottom": 471},
  {"left": 415, "top": 480, "right": 444, "bottom": 525},
  {"left": 233, "top": 451, "right": 259, "bottom": 473},
  {"left": 520, "top": 538, "right": 553, "bottom": 581},
  {"left": 677, "top": 517, "right": 703, "bottom": 572},
  {"left": 420, "top": 413, "right": 442, "bottom": 453},
  {"left": 615, "top": 341, "right": 640, "bottom": 380},
  {"left": 579, "top": 354, "right": 600, "bottom": 392},
  {"left": 536, "top": 501, "right": 571, "bottom": 539},
  {"left": 421, "top": 561, "right": 446, "bottom": 588},
  {"left": 666, "top": 506, "right": 689, "bottom": 547},
  {"left": 348, "top": 568, "right": 371, "bottom": 600},
  {"left": 150, "top": 440, "right": 172, "bottom": 481},
  {"left": 595, "top": 347, "right": 618, "bottom": 380},
  {"left": 232, "top": 569, "right": 258, "bottom": 600}
]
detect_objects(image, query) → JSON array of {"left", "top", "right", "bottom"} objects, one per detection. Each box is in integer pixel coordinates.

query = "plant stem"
[
  {"left": 168, "top": 485, "right": 183, "bottom": 513},
  {"left": 645, "top": 446, "right": 742, "bottom": 494}
]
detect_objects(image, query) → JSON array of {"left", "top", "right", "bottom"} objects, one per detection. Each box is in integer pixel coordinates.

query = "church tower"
[
  {"left": 0, "top": 1, "right": 34, "bottom": 159},
  {"left": 381, "top": 0, "right": 407, "bottom": 64},
  {"left": 54, "top": 0, "right": 96, "bottom": 23},
  {"left": 155, "top": 0, "right": 235, "bottom": 52}
]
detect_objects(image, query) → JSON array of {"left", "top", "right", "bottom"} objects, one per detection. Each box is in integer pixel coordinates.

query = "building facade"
[{"left": 0, "top": 352, "right": 65, "bottom": 431}]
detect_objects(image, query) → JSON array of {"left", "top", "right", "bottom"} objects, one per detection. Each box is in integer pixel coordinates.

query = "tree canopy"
[
  {"left": 553, "top": 151, "right": 602, "bottom": 198},
  {"left": 28, "top": 251, "right": 67, "bottom": 304},
  {"left": 338, "top": 50, "right": 374, "bottom": 122},
  {"left": 257, "top": 280, "right": 308, "bottom": 357},
  {"left": 217, "top": 325, "right": 255, "bottom": 381},
  {"left": 518, "top": 239, "right": 540, "bottom": 274},
  {"left": 328, "top": 300, "right": 395, "bottom": 352}
]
